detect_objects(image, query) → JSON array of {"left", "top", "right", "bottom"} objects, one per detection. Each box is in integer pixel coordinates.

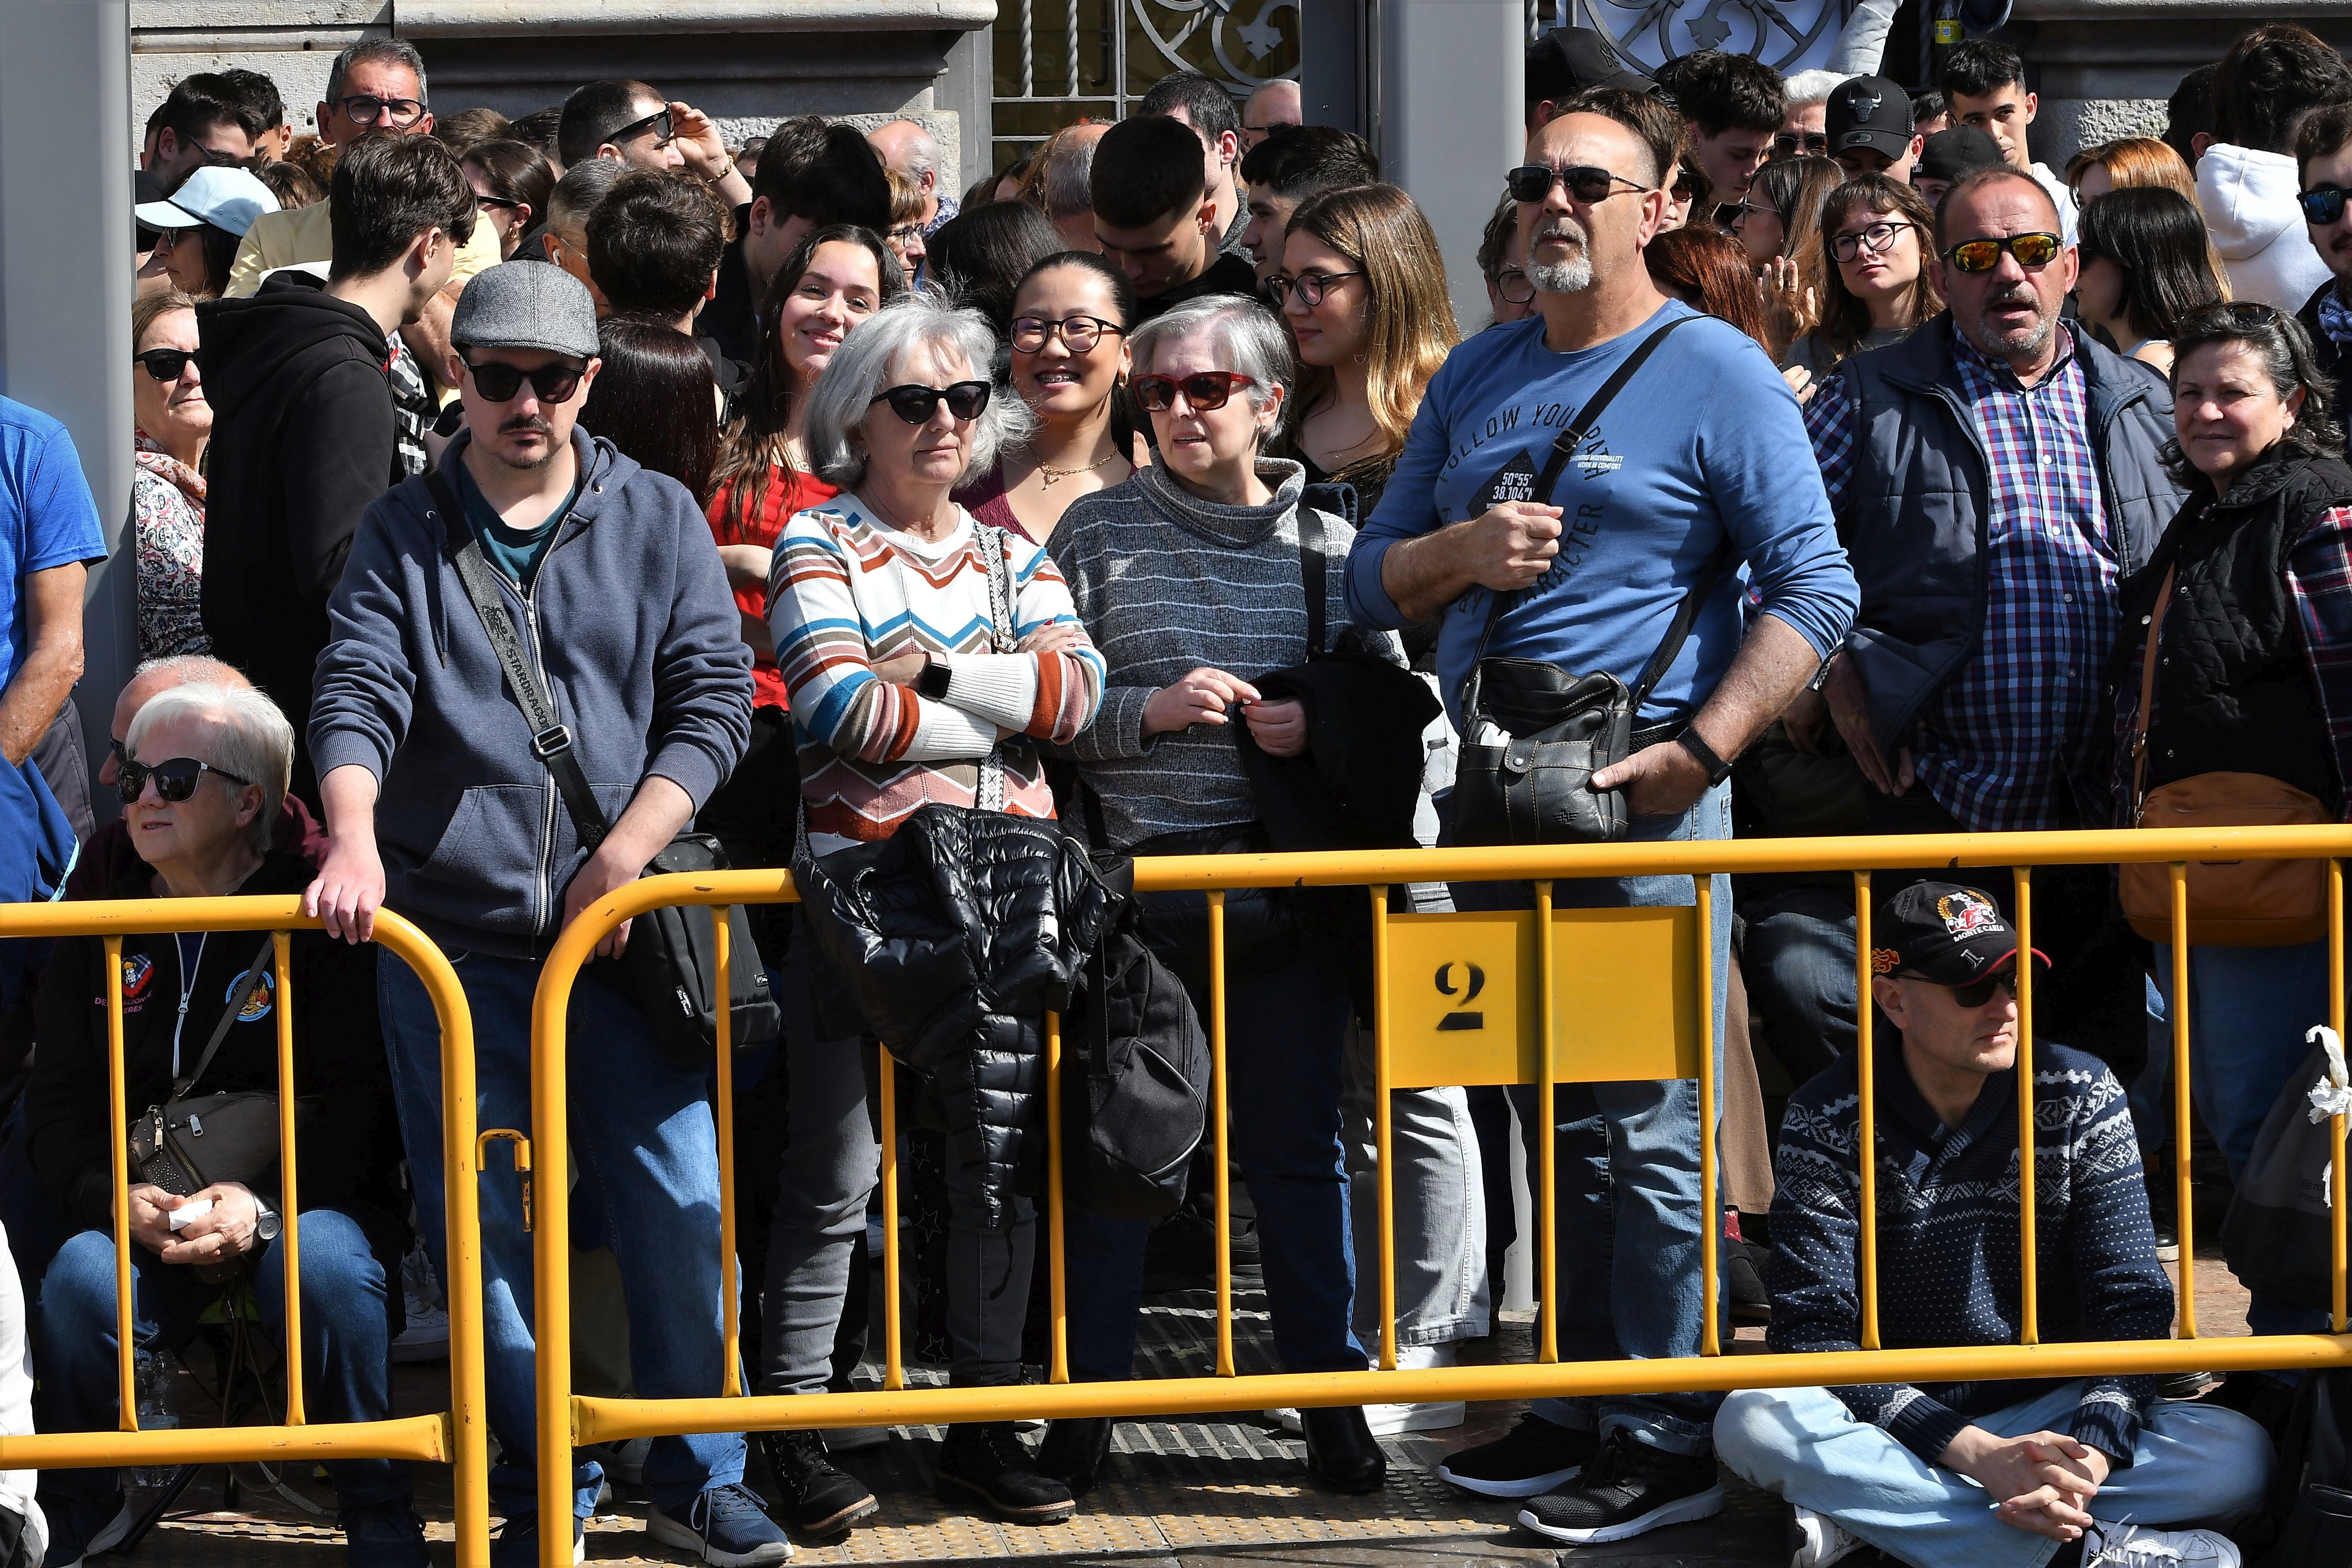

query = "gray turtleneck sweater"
[{"left": 1048, "top": 457, "right": 1400, "bottom": 851}]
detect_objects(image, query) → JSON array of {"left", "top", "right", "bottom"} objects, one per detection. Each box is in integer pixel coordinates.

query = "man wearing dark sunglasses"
[
  {"left": 2293, "top": 100, "right": 2352, "bottom": 449},
  {"left": 307, "top": 257, "right": 779, "bottom": 1568},
  {"left": 557, "top": 79, "right": 753, "bottom": 209},
  {"left": 1722, "top": 883, "right": 2267, "bottom": 1568}
]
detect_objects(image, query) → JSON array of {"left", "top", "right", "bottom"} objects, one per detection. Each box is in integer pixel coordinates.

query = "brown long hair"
[
  {"left": 1284, "top": 183, "right": 1459, "bottom": 457},
  {"left": 1812, "top": 174, "right": 1943, "bottom": 366},
  {"left": 1643, "top": 227, "right": 1770, "bottom": 351}
]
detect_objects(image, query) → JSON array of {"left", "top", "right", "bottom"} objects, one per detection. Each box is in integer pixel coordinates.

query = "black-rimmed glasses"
[
  {"left": 1830, "top": 221, "right": 1923, "bottom": 262},
  {"left": 1267, "top": 270, "right": 1365, "bottom": 307},
  {"left": 870, "top": 381, "right": 991, "bottom": 424},
  {"left": 333, "top": 94, "right": 427, "bottom": 129},
  {"left": 1490, "top": 267, "right": 1535, "bottom": 305},
  {"left": 1009, "top": 315, "right": 1124, "bottom": 354},
  {"left": 1505, "top": 164, "right": 1652, "bottom": 205},
  {"left": 118, "top": 756, "right": 251, "bottom": 806}
]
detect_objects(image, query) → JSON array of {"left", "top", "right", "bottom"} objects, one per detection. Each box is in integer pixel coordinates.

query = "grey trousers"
[
  {"left": 1339, "top": 1021, "right": 1491, "bottom": 1350},
  {"left": 760, "top": 1025, "right": 1037, "bottom": 1393}
]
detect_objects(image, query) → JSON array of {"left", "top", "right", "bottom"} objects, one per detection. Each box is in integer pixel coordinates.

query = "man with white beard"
[{"left": 1345, "top": 103, "right": 1855, "bottom": 1547}]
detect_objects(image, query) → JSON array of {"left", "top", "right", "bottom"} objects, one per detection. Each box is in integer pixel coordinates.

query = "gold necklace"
[{"left": 1037, "top": 450, "right": 1120, "bottom": 487}]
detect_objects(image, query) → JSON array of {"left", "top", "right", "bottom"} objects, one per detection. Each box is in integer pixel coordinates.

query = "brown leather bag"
[{"left": 2120, "top": 563, "right": 2331, "bottom": 947}]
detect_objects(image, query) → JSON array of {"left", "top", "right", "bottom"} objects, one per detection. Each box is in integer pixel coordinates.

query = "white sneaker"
[
  {"left": 1268, "top": 1343, "right": 1468, "bottom": 1436},
  {"left": 393, "top": 1299, "right": 450, "bottom": 1363},
  {"left": 1787, "top": 1505, "right": 1869, "bottom": 1568},
  {"left": 2084, "top": 1522, "right": 2242, "bottom": 1566}
]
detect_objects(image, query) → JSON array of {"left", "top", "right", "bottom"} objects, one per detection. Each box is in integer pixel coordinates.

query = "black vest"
[{"left": 2116, "top": 449, "right": 2352, "bottom": 808}]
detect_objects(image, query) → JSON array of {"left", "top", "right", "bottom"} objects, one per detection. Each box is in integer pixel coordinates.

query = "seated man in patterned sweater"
[{"left": 1716, "top": 883, "right": 2273, "bottom": 1568}]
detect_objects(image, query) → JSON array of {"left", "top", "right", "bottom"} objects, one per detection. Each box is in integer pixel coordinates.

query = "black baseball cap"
[
  {"left": 1827, "top": 75, "right": 1914, "bottom": 163},
  {"left": 1915, "top": 125, "right": 2006, "bottom": 183},
  {"left": 1872, "top": 883, "right": 2050, "bottom": 987},
  {"left": 1526, "top": 26, "right": 1655, "bottom": 107}
]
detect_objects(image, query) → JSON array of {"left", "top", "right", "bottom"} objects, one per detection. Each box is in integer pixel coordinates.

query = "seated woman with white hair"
[
  {"left": 24, "top": 683, "right": 416, "bottom": 1568},
  {"left": 764, "top": 291, "right": 1104, "bottom": 1534}
]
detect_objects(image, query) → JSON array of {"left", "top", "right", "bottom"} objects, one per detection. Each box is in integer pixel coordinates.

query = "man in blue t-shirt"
[{"left": 1346, "top": 102, "right": 1856, "bottom": 1546}]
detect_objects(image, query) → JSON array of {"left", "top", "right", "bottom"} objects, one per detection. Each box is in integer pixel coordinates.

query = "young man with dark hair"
[
  {"left": 219, "top": 66, "right": 291, "bottom": 161},
  {"left": 556, "top": 79, "right": 751, "bottom": 210},
  {"left": 1091, "top": 112, "right": 1259, "bottom": 317},
  {"left": 149, "top": 72, "right": 265, "bottom": 194},
  {"left": 197, "top": 132, "right": 476, "bottom": 804},
  {"left": 1236, "top": 125, "right": 1380, "bottom": 287},
  {"left": 585, "top": 169, "right": 749, "bottom": 408},
  {"left": 701, "top": 119, "right": 888, "bottom": 364},
  {"left": 1525, "top": 26, "right": 1654, "bottom": 132},
  {"left": 2295, "top": 100, "right": 2352, "bottom": 430},
  {"left": 1938, "top": 40, "right": 2076, "bottom": 244},
  {"left": 1140, "top": 70, "right": 1249, "bottom": 255},
  {"left": 2166, "top": 63, "right": 2219, "bottom": 169},
  {"left": 1659, "top": 49, "right": 1783, "bottom": 210},
  {"left": 2201, "top": 23, "right": 2352, "bottom": 308},
  {"left": 1826, "top": 74, "right": 1920, "bottom": 181}
]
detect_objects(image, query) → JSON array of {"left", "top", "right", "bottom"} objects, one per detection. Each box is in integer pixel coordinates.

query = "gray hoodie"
[{"left": 310, "top": 429, "right": 752, "bottom": 958}]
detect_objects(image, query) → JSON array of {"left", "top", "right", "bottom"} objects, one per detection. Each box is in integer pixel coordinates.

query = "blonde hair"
[{"left": 1283, "top": 183, "right": 1460, "bottom": 456}]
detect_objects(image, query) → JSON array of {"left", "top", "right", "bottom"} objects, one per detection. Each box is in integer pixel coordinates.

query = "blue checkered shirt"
[{"left": 1807, "top": 321, "right": 2120, "bottom": 832}]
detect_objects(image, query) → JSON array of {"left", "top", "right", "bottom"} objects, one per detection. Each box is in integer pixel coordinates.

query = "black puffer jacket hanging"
[{"left": 795, "top": 803, "right": 1118, "bottom": 1228}]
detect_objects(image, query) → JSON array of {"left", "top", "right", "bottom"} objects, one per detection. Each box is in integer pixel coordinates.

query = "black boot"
[
  {"left": 935, "top": 1422, "right": 1078, "bottom": 1524},
  {"left": 1300, "top": 1406, "right": 1386, "bottom": 1494},
  {"left": 756, "top": 1429, "right": 878, "bottom": 1538},
  {"left": 1036, "top": 1417, "right": 1115, "bottom": 1498}
]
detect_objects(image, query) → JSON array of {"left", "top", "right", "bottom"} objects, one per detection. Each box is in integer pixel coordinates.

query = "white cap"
[{"left": 135, "top": 166, "right": 280, "bottom": 238}]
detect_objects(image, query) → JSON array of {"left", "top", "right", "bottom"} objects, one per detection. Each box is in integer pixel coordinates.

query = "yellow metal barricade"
[
  {"left": 0, "top": 898, "right": 491, "bottom": 1568},
  {"left": 528, "top": 826, "right": 2352, "bottom": 1567}
]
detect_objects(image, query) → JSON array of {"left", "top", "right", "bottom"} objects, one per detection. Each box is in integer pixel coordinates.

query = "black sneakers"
[
  {"left": 1435, "top": 1412, "right": 1598, "bottom": 1498},
  {"left": 934, "top": 1421, "right": 1078, "bottom": 1524},
  {"left": 756, "top": 1430, "right": 879, "bottom": 1539},
  {"left": 1514, "top": 1428, "right": 1725, "bottom": 1545}
]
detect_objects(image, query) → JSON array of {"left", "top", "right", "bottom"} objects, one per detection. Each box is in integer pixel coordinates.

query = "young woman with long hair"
[
  {"left": 1783, "top": 174, "right": 1944, "bottom": 382},
  {"left": 460, "top": 137, "right": 556, "bottom": 261},
  {"left": 1733, "top": 154, "right": 1842, "bottom": 357},
  {"left": 2076, "top": 185, "right": 2231, "bottom": 376},
  {"left": 1643, "top": 225, "right": 1772, "bottom": 351},
  {"left": 578, "top": 313, "right": 722, "bottom": 501}
]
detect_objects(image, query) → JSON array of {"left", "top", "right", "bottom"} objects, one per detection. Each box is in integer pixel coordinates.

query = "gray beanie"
[{"left": 449, "top": 261, "right": 601, "bottom": 360}]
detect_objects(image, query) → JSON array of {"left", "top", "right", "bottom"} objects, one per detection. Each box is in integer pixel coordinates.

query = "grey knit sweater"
[{"left": 1049, "top": 457, "right": 1401, "bottom": 850}]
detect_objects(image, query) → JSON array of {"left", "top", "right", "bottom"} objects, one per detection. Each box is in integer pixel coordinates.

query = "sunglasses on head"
[
  {"left": 463, "top": 357, "right": 586, "bottom": 405},
  {"left": 610, "top": 106, "right": 674, "bottom": 148},
  {"left": 117, "top": 755, "right": 250, "bottom": 806},
  {"left": 870, "top": 380, "right": 991, "bottom": 424},
  {"left": 1942, "top": 231, "right": 2062, "bottom": 272},
  {"left": 135, "top": 348, "right": 196, "bottom": 382},
  {"left": 2299, "top": 184, "right": 2351, "bottom": 225},
  {"left": 1945, "top": 968, "right": 2020, "bottom": 1008},
  {"left": 1506, "top": 163, "right": 1651, "bottom": 205},
  {"left": 1131, "top": 371, "right": 1254, "bottom": 413}
]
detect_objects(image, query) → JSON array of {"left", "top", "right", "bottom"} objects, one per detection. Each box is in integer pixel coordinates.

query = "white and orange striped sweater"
[{"left": 769, "top": 497, "right": 1105, "bottom": 854}]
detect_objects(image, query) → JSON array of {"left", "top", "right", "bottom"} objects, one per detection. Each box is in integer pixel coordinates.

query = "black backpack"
[{"left": 2266, "top": 1371, "right": 2352, "bottom": 1564}]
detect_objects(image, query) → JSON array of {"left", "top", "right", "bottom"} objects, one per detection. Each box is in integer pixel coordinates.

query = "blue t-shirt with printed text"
[
  {"left": 1345, "top": 301, "right": 1857, "bottom": 729},
  {"left": 0, "top": 395, "right": 106, "bottom": 692}
]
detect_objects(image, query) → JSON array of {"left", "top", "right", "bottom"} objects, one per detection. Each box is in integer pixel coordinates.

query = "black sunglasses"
[
  {"left": 2299, "top": 184, "right": 2351, "bottom": 225},
  {"left": 1946, "top": 968, "right": 2020, "bottom": 1009},
  {"left": 118, "top": 755, "right": 251, "bottom": 806},
  {"left": 1943, "top": 231, "right": 2062, "bottom": 272},
  {"left": 870, "top": 380, "right": 991, "bottom": 424},
  {"left": 472, "top": 193, "right": 525, "bottom": 212},
  {"left": 135, "top": 348, "right": 196, "bottom": 382},
  {"left": 333, "top": 94, "right": 427, "bottom": 129},
  {"left": 463, "top": 358, "right": 586, "bottom": 405},
  {"left": 609, "top": 107, "right": 674, "bottom": 148},
  {"left": 1506, "top": 163, "right": 1652, "bottom": 204}
]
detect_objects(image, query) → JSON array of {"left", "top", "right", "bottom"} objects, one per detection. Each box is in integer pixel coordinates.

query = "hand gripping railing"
[
  {"left": 526, "top": 825, "right": 2352, "bottom": 1568},
  {"left": 0, "top": 897, "right": 491, "bottom": 1567}
]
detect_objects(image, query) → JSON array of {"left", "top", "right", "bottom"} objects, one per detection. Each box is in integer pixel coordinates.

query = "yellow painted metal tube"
[
  {"left": 1209, "top": 890, "right": 1234, "bottom": 1379},
  {"left": 715, "top": 909, "right": 741, "bottom": 1401},
  {"left": 881, "top": 1049, "right": 903, "bottom": 1392},
  {"left": 2335, "top": 859, "right": 2348, "bottom": 1336},
  {"left": 1854, "top": 873, "right": 1878, "bottom": 1351},
  {"left": 2173, "top": 864, "right": 2197, "bottom": 1338},
  {"left": 1047, "top": 1010, "right": 1067, "bottom": 1384},
  {"left": 273, "top": 929, "right": 306, "bottom": 1425},
  {"left": 0, "top": 1413, "right": 453, "bottom": 1469},
  {"left": 106, "top": 937, "right": 134, "bottom": 1432},
  {"left": 528, "top": 911, "right": 594, "bottom": 1567},
  {"left": 1372, "top": 884, "right": 1396, "bottom": 1372},
  {"left": 2015, "top": 868, "right": 2037, "bottom": 1347},
  {"left": 1697, "top": 874, "right": 1718, "bottom": 1359},
  {"left": 1535, "top": 880, "right": 1558, "bottom": 1366}
]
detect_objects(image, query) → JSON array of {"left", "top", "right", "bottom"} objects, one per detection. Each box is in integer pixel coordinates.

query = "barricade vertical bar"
[
  {"left": 416, "top": 916, "right": 492, "bottom": 1568},
  {"left": 1535, "top": 880, "right": 1558, "bottom": 1366},
  {"left": 272, "top": 930, "right": 305, "bottom": 1424},
  {"left": 1697, "top": 875, "right": 1719, "bottom": 1358},
  {"left": 1047, "top": 1009, "right": 1068, "bottom": 1383},
  {"left": 532, "top": 950, "right": 575, "bottom": 1568},
  {"left": 1209, "top": 890, "right": 1234, "bottom": 1378},
  {"left": 1371, "top": 885, "right": 1396, "bottom": 1372},
  {"left": 2172, "top": 863, "right": 2197, "bottom": 1338},
  {"left": 715, "top": 911, "right": 740, "bottom": 1399},
  {"left": 2014, "top": 867, "right": 2038, "bottom": 1346},
  {"left": 106, "top": 936, "right": 136, "bottom": 1430},
  {"left": 2332, "top": 860, "right": 2346, "bottom": 1334},
  {"left": 1855, "top": 873, "right": 1878, "bottom": 1350},
  {"left": 881, "top": 1048, "right": 904, "bottom": 1390}
]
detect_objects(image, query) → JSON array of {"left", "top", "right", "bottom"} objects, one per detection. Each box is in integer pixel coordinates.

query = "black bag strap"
[
  {"left": 171, "top": 935, "right": 278, "bottom": 1100},
  {"left": 428, "top": 467, "right": 612, "bottom": 853},
  {"left": 1299, "top": 502, "right": 1327, "bottom": 657},
  {"left": 1630, "top": 544, "right": 1734, "bottom": 710}
]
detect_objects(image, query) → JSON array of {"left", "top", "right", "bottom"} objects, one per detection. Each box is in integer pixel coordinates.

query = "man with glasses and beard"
[
  {"left": 304, "top": 260, "right": 774, "bottom": 1568},
  {"left": 1346, "top": 103, "right": 1854, "bottom": 1545}
]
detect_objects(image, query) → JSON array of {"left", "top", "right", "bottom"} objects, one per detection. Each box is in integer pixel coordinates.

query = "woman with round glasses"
[
  {"left": 460, "top": 137, "right": 556, "bottom": 261},
  {"left": 1044, "top": 294, "right": 1399, "bottom": 1498},
  {"left": 953, "top": 251, "right": 1137, "bottom": 544},
  {"left": 2074, "top": 186, "right": 2229, "bottom": 377},
  {"left": 130, "top": 288, "right": 212, "bottom": 658},
  {"left": 1782, "top": 174, "right": 1943, "bottom": 385},
  {"left": 765, "top": 291, "right": 1104, "bottom": 1529}
]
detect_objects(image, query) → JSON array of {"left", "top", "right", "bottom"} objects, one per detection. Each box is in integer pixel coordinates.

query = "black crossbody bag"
[
  {"left": 1451, "top": 317, "right": 1727, "bottom": 846},
  {"left": 129, "top": 936, "right": 303, "bottom": 1196},
  {"left": 429, "top": 469, "right": 782, "bottom": 1062}
]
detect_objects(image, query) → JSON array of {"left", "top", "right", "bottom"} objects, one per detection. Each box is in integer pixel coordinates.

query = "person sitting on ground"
[
  {"left": 2073, "top": 186, "right": 2230, "bottom": 376},
  {"left": 130, "top": 289, "right": 213, "bottom": 658},
  {"left": 461, "top": 137, "right": 556, "bottom": 262},
  {"left": 1940, "top": 38, "right": 2080, "bottom": 245},
  {"left": 1236, "top": 125, "right": 1381, "bottom": 291},
  {"left": 703, "top": 120, "right": 889, "bottom": 365},
  {"left": 539, "top": 156, "right": 622, "bottom": 306},
  {"left": 136, "top": 165, "right": 279, "bottom": 300},
  {"left": 2198, "top": 23, "right": 2352, "bottom": 311},
  {"left": 1717, "top": 882, "right": 2273, "bottom": 1568},
  {"left": 29, "top": 682, "right": 418, "bottom": 1568},
  {"left": 1912, "top": 123, "right": 2005, "bottom": 210},
  {"left": 1782, "top": 173, "right": 1942, "bottom": 385},
  {"left": 1091, "top": 114, "right": 1260, "bottom": 321}
]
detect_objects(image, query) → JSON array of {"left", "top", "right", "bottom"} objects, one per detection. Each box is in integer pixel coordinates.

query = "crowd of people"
[{"left": 5, "top": 18, "right": 2352, "bottom": 1568}]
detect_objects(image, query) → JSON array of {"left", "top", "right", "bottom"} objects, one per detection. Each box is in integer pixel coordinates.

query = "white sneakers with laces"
[
  {"left": 2081, "top": 1521, "right": 2242, "bottom": 1567},
  {"left": 1786, "top": 1505, "right": 1869, "bottom": 1568}
]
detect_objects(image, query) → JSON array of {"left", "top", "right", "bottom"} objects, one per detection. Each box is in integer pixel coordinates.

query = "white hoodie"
[
  {"left": 2198, "top": 142, "right": 2333, "bottom": 310},
  {"left": 0, "top": 1225, "right": 43, "bottom": 1568}
]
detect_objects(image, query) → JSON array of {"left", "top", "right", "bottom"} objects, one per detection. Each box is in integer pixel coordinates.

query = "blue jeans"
[
  {"left": 1719, "top": 1382, "right": 2273, "bottom": 1568},
  {"left": 1064, "top": 946, "right": 1366, "bottom": 1380},
  {"left": 1451, "top": 782, "right": 1733, "bottom": 1457},
  {"left": 378, "top": 951, "right": 743, "bottom": 1524},
  {"left": 1739, "top": 887, "right": 1857, "bottom": 1086},
  {"left": 35, "top": 1212, "right": 405, "bottom": 1533}
]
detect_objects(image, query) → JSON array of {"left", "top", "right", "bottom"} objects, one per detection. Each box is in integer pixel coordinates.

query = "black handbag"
[
  {"left": 431, "top": 468, "right": 783, "bottom": 1064},
  {"left": 1451, "top": 316, "right": 1725, "bottom": 846},
  {"left": 129, "top": 937, "right": 301, "bottom": 1196}
]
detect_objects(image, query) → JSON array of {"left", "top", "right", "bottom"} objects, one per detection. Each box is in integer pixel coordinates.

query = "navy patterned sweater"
[{"left": 1766, "top": 1037, "right": 2174, "bottom": 1466}]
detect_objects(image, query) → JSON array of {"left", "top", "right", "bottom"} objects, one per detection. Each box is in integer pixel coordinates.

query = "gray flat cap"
[{"left": 449, "top": 261, "right": 600, "bottom": 359}]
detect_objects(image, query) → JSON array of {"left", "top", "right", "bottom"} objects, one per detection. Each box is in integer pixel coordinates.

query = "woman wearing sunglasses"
[
  {"left": 26, "top": 682, "right": 417, "bottom": 1568},
  {"left": 130, "top": 288, "right": 212, "bottom": 658},
  {"left": 1782, "top": 174, "right": 1943, "bottom": 389},
  {"left": 1732, "top": 155, "right": 1841, "bottom": 359},
  {"left": 764, "top": 293, "right": 1104, "bottom": 1530},
  {"left": 2074, "top": 186, "right": 2229, "bottom": 378},
  {"left": 1044, "top": 295, "right": 1400, "bottom": 1496},
  {"left": 460, "top": 137, "right": 556, "bottom": 262},
  {"left": 131, "top": 163, "right": 280, "bottom": 301},
  {"left": 953, "top": 251, "right": 1138, "bottom": 544}
]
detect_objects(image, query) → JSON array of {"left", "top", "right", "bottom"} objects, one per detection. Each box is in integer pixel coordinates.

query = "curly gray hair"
[{"left": 802, "top": 293, "right": 1034, "bottom": 490}]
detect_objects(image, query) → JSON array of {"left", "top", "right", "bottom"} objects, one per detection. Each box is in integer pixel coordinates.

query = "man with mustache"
[
  {"left": 1347, "top": 100, "right": 1855, "bottom": 1545},
  {"left": 2292, "top": 99, "right": 2352, "bottom": 455}
]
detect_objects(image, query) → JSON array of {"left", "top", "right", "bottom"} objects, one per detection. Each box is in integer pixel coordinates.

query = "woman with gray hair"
[
  {"left": 1039, "top": 293, "right": 1395, "bottom": 1496},
  {"left": 764, "top": 290, "right": 1104, "bottom": 1530},
  {"left": 26, "top": 681, "right": 416, "bottom": 1566}
]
